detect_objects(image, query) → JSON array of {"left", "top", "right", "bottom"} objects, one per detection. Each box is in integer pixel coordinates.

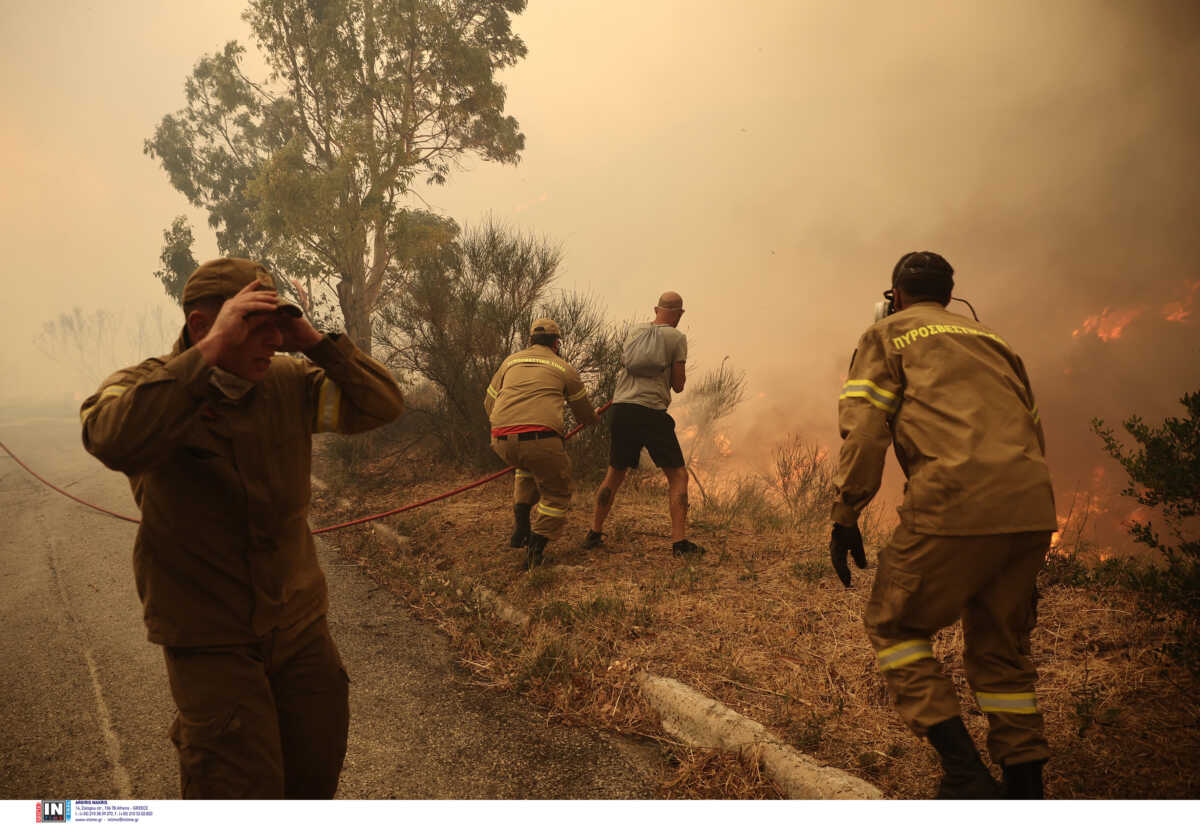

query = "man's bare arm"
[{"left": 671, "top": 361, "right": 686, "bottom": 393}]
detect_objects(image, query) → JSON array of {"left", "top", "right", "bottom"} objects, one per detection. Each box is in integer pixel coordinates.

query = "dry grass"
[
  {"left": 660, "top": 746, "right": 784, "bottom": 799},
  {"left": 312, "top": 454, "right": 1200, "bottom": 799}
]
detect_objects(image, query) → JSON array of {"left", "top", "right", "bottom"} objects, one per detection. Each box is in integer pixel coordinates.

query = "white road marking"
[{"left": 47, "top": 538, "right": 135, "bottom": 798}]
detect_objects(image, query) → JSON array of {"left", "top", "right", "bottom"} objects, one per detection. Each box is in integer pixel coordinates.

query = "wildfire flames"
[
  {"left": 1072, "top": 281, "right": 1200, "bottom": 340},
  {"left": 1072, "top": 306, "right": 1144, "bottom": 342},
  {"left": 713, "top": 433, "right": 733, "bottom": 458},
  {"left": 1162, "top": 279, "right": 1200, "bottom": 323},
  {"left": 1049, "top": 474, "right": 1111, "bottom": 555}
]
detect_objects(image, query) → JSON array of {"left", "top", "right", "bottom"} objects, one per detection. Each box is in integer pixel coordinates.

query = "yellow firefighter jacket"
[
  {"left": 484, "top": 344, "right": 598, "bottom": 434},
  {"left": 833, "top": 302, "right": 1057, "bottom": 535},
  {"left": 80, "top": 333, "right": 404, "bottom": 646}
]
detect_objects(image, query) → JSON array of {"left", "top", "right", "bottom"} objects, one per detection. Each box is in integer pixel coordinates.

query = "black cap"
[{"left": 892, "top": 251, "right": 954, "bottom": 295}]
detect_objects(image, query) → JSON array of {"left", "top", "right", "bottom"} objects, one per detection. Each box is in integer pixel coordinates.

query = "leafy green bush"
[{"left": 1093, "top": 391, "right": 1200, "bottom": 677}]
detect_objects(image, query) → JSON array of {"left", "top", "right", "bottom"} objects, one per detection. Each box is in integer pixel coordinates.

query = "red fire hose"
[
  {"left": 0, "top": 440, "right": 142, "bottom": 525},
  {"left": 0, "top": 401, "right": 613, "bottom": 534}
]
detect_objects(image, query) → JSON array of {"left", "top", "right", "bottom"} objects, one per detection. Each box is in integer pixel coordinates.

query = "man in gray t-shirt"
[
  {"left": 584, "top": 291, "right": 705, "bottom": 556},
  {"left": 610, "top": 321, "right": 687, "bottom": 410}
]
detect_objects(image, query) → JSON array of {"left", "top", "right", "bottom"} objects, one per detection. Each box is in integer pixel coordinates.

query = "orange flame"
[
  {"left": 1050, "top": 479, "right": 1111, "bottom": 555},
  {"left": 1162, "top": 280, "right": 1200, "bottom": 323},
  {"left": 713, "top": 433, "right": 734, "bottom": 458},
  {"left": 1072, "top": 307, "right": 1144, "bottom": 341},
  {"left": 1164, "top": 302, "right": 1191, "bottom": 323}
]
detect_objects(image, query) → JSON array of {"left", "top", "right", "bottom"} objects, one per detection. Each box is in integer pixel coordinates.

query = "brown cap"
[
  {"left": 529, "top": 317, "right": 561, "bottom": 337},
  {"left": 181, "top": 257, "right": 302, "bottom": 317},
  {"left": 656, "top": 291, "right": 684, "bottom": 311}
]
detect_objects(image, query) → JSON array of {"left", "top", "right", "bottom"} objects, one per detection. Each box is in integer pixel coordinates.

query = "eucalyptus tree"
[{"left": 146, "top": 0, "right": 527, "bottom": 352}]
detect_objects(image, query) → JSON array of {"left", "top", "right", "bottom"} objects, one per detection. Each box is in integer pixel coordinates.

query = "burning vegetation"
[
  {"left": 1072, "top": 307, "right": 1144, "bottom": 343},
  {"left": 1072, "top": 281, "right": 1200, "bottom": 342}
]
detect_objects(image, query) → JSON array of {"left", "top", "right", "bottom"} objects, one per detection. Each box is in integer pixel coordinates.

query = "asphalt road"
[{"left": 0, "top": 416, "right": 657, "bottom": 799}]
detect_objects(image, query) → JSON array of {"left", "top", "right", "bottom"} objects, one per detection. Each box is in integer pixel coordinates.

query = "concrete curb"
[
  {"left": 313, "top": 475, "right": 523, "bottom": 629},
  {"left": 313, "top": 476, "right": 882, "bottom": 799},
  {"left": 371, "top": 520, "right": 411, "bottom": 551},
  {"left": 475, "top": 586, "right": 532, "bottom": 628},
  {"left": 312, "top": 476, "right": 411, "bottom": 551},
  {"left": 636, "top": 673, "right": 882, "bottom": 799}
]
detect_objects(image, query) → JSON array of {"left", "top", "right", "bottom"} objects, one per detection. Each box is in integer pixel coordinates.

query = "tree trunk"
[{"left": 337, "top": 271, "right": 373, "bottom": 357}]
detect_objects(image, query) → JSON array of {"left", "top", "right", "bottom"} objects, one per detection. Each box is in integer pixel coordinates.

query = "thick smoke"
[
  {"left": 707, "top": 1, "right": 1200, "bottom": 554},
  {"left": 3, "top": 1, "right": 1198, "bottom": 558}
]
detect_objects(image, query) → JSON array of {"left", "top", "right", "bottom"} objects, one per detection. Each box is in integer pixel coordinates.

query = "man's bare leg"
[
  {"left": 663, "top": 466, "right": 689, "bottom": 543},
  {"left": 590, "top": 466, "right": 628, "bottom": 533}
]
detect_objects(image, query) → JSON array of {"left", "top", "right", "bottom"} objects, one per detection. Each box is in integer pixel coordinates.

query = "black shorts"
[{"left": 609, "top": 402, "right": 685, "bottom": 470}]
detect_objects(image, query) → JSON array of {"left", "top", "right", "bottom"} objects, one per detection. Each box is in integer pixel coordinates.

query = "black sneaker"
[
  {"left": 672, "top": 539, "right": 706, "bottom": 557},
  {"left": 583, "top": 530, "right": 605, "bottom": 549}
]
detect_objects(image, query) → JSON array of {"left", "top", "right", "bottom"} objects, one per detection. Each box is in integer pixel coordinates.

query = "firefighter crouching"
[
  {"left": 830, "top": 252, "right": 1057, "bottom": 799},
  {"left": 485, "top": 318, "right": 599, "bottom": 568}
]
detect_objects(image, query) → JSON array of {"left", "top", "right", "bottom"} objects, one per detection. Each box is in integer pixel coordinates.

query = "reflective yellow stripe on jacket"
[
  {"left": 840, "top": 378, "right": 900, "bottom": 415},
  {"left": 80, "top": 384, "right": 128, "bottom": 423},
  {"left": 315, "top": 380, "right": 343, "bottom": 433},
  {"left": 506, "top": 356, "right": 566, "bottom": 373}
]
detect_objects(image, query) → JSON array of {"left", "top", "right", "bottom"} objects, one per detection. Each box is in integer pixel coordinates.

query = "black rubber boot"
[
  {"left": 926, "top": 717, "right": 1002, "bottom": 799},
  {"left": 524, "top": 533, "right": 549, "bottom": 570},
  {"left": 510, "top": 503, "right": 532, "bottom": 548},
  {"left": 1003, "top": 759, "right": 1046, "bottom": 800}
]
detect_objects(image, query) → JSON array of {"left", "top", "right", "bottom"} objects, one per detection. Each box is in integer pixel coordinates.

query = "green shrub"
[{"left": 1094, "top": 391, "right": 1200, "bottom": 678}]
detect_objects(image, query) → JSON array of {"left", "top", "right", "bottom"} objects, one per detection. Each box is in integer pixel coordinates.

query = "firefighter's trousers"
[
  {"left": 492, "top": 435, "right": 574, "bottom": 541},
  {"left": 864, "top": 523, "right": 1052, "bottom": 766},
  {"left": 162, "top": 614, "right": 349, "bottom": 798}
]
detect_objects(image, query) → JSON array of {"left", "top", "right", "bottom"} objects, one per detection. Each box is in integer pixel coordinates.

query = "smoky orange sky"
[{"left": 2, "top": 1, "right": 1199, "bottom": 548}]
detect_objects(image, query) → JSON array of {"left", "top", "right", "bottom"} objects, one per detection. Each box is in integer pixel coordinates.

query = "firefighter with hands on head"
[
  {"left": 80, "top": 258, "right": 404, "bottom": 799},
  {"left": 830, "top": 252, "right": 1058, "bottom": 799},
  {"left": 485, "top": 317, "right": 599, "bottom": 569},
  {"left": 584, "top": 291, "right": 704, "bottom": 557}
]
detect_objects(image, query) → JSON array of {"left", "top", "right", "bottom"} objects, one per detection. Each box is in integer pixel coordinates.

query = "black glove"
[{"left": 830, "top": 523, "right": 868, "bottom": 588}]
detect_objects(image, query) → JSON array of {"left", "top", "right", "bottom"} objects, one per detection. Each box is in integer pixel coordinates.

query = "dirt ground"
[{"left": 311, "top": 456, "right": 1200, "bottom": 800}]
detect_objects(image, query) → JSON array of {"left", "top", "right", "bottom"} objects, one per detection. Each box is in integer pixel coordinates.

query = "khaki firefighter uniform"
[
  {"left": 81, "top": 332, "right": 404, "bottom": 796},
  {"left": 834, "top": 301, "right": 1057, "bottom": 766},
  {"left": 484, "top": 344, "right": 597, "bottom": 539}
]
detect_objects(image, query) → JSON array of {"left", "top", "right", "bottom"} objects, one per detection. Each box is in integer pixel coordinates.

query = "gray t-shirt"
[{"left": 612, "top": 322, "right": 687, "bottom": 410}]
